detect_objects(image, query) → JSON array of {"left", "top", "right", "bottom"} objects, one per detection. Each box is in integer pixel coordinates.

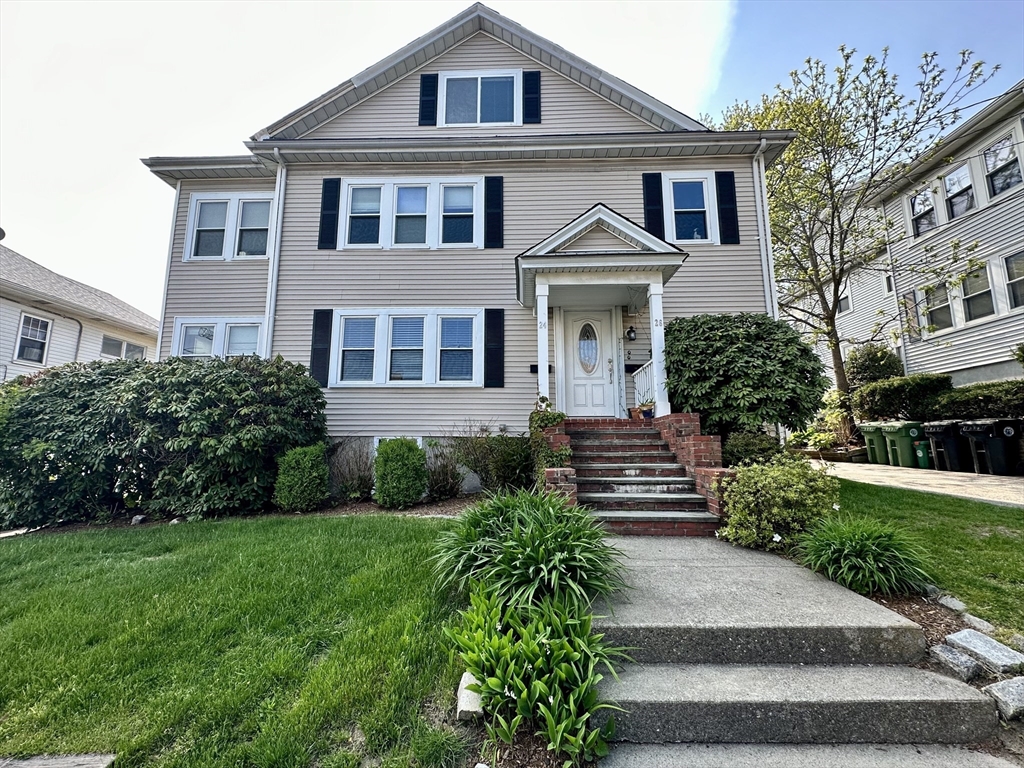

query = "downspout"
[
  {"left": 155, "top": 180, "right": 182, "bottom": 361},
  {"left": 752, "top": 138, "right": 780, "bottom": 319},
  {"left": 263, "top": 149, "right": 288, "bottom": 358}
]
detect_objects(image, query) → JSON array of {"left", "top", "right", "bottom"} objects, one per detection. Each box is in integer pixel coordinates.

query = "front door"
[{"left": 563, "top": 310, "right": 616, "bottom": 417}]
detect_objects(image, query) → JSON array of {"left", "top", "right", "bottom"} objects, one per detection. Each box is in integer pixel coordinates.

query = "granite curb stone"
[
  {"left": 930, "top": 644, "right": 982, "bottom": 682},
  {"left": 963, "top": 614, "right": 997, "bottom": 634},
  {"left": 939, "top": 596, "right": 968, "bottom": 613},
  {"left": 946, "top": 629, "right": 1024, "bottom": 674},
  {"left": 982, "top": 677, "right": 1024, "bottom": 721}
]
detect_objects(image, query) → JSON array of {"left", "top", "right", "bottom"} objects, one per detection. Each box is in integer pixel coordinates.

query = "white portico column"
[
  {"left": 536, "top": 283, "right": 550, "bottom": 400},
  {"left": 648, "top": 281, "right": 671, "bottom": 417}
]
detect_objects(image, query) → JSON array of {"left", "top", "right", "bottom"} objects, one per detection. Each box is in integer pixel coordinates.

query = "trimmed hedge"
[
  {"left": 274, "top": 443, "right": 329, "bottom": 513},
  {"left": 845, "top": 343, "right": 903, "bottom": 389},
  {"left": 722, "top": 431, "right": 783, "bottom": 467},
  {"left": 0, "top": 357, "right": 327, "bottom": 528},
  {"left": 853, "top": 374, "right": 1023, "bottom": 422},
  {"left": 373, "top": 437, "right": 428, "bottom": 509}
]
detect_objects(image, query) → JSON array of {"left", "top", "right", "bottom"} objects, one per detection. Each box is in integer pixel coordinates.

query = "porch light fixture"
[{"left": 625, "top": 326, "right": 637, "bottom": 342}]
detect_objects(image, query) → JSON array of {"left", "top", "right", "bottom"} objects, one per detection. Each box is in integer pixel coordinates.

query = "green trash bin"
[
  {"left": 882, "top": 422, "right": 923, "bottom": 468},
  {"left": 859, "top": 422, "right": 890, "bottom": 465},
  {"left": 913, "top": 440, "right": 933, "bottom": 469}
]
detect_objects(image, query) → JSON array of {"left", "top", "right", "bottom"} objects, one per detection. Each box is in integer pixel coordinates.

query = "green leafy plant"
[
  {"left": 425, "top": 438, "right": 464, "bottom": 501},
  {"left": 845, "top": 343, "right": 903, "bottom": 389},
  {"left": 373, "top": 437, "right": 428, "bottom": 509},
  {"left": 718, "top": 454, "right": 839, "bottom": 551},
  {"left": 273, "top": 443, "right": 329, "bottom": 513},
  {"left": 454, "top": 424, "right": 534, "bottom": 492},
  {"left": 721, "top": 431, "right": 783, "bottom": 467},
  {"left": 785, "top": 428, "right": 815, "bottom": 449},
  {"left": 807, "top": 431, "right": 838, "bottom": 451},
  {"left": 664, "top": 313, "right": 829, "bottom": 437},
  {"left": 529, "top": 397, "right": 570, "bottom": 484},
  {"left": 796, "top": 516, "right": 932, "bottom": 596},
  {"left": 432, "top": 490, "right": 625, "bottom": 611},
  {"left": 934, "top": 379, "right": 1024, "bottom": 421},
  {"left": 852, "top": 373, "right": 953, "bottom": 421},
  {"left": 1015, "top": 342, "right": 1024, "bottom": 370},
  {"left": 446, "top": 589, "right": 623, "bottom": 766},
  {"left": 820, "top": 389, "right": 854, "bottom": 446}
]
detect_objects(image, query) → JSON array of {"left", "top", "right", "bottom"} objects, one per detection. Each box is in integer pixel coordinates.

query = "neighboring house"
[
  {"left": 0, "top": 244, "right": 158, "bottom": 382},
  {"left": 143, "top": 3, "right": 792, "bottom": 441},
  {"left": 833, "top": 80, "right": 1024, "bottom": 386}
]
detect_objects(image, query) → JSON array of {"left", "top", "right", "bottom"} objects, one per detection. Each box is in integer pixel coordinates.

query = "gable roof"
[
  {"left": 0, "top": 244, "right": 159, "bottom": 336},
  {"left": 255, "top": 3, "right": 707, "bottom": 141},
  {"left": 521, "top": 203, "right": 680, "bottom": 257}
]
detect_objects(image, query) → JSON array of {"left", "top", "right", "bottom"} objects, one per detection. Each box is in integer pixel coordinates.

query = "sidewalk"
[{"left": 814, "top": 460, "right": 1024, "bottom": 507}]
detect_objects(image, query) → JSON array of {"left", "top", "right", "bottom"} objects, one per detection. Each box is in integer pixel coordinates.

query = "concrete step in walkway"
[
  {"left": 576, "top": 476, "right": 695, "bottom": 494},
  {"left": 594, "top": 538, "right": 925, "bottom": 664},
  {"left": 597, "top": 663, "right": 997, "bottom": 744},
  {"left": 571, "top": 451, "right": 678, "bottom": 463},
  {"left": 601, "top": 743, "right": 1018, "bottom": 767},
  {"left": 573, "top": 462, "right": 686, "bottom": 478},
  {"left": 578, "top": 491, "right": 708, "bottom": 511}
]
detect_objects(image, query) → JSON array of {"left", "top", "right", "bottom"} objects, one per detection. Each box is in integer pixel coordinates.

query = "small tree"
[
  {"left": 845, "top": 343, "right": 904, "bottom": 389},
  {"left": 664, "top": 313, "right": 829, "bottom": 438}
]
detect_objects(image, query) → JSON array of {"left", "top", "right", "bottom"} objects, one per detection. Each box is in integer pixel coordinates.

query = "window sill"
[
  {"left": 13, "top": 358, "right": 46, "bottom": 368},
  {"left": 330, "top": 381, "right": 483, "bottom": 389},
  {"left": 183, "top": 255, "right": 270, "bottom": 263},
  {"left": 438, "top": 121, "right": 521, "bottom": 129}
]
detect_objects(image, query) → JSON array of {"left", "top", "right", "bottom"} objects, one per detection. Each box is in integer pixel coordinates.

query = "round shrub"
[
  {"left": 722, "top": 431, "right": 783, "bottom": 467},
  {"left": 273, "top": 443, "right": 329, "bottom": 513},
  {"left": 374, "top": 437, "right": 427, "bottom": 509},
  {"left": 664, "top": 313, "right": 829, "bottom": 437},
  {"left": 845, "top": 342, "right": 903, "bottom": 389},
  {"left": 718, "top": 454, "right": 839, "bottom": 551},
  {"left": 796, "top": 516, "right": 932, "bottom": 596},
  {"left": 432, "top": 489, "right": 625, "bottom": 611}
]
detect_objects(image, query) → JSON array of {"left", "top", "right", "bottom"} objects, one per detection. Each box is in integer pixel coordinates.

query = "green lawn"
[
  {"left": 840, "top": 479, "right": 1024, "bottom": 634},
  {"left": 0, "top": 516, "right": 465, "bottom": 768}
]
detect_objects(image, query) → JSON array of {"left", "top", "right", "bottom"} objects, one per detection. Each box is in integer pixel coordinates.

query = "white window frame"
[
  {"left": 170, "top": 316, "right": 265, "bottom": 358},
  {"left": 958, "top": 262, "right": 997, "bottom": 325},
  {"left": 100, "top": 335, "right": 147, "bottom": 360},
  {"left": 883, "top": 272, "right": 895, "bottom": 295},
  {"left": 183, "top": 191, "right": 275, "bottom": 262},
  {"left": 908, "top": 188, "right": 938, "bottom": 238},
  {"left": 339, "top": 177, "right": 484, "bottom": 250},
  {"left": 920, "top": 284, "right": 955, "bottom": 335},
  {"left": 14, "top": 312, "right": 52, "bottom": 366},
  {"left": 983, "top": 133, "right": 1023, "bottom": 199},
  {"left": 328, "top": 308, "right": 485, "bottom": 388},
  {"left": 941, "top": 163, "right": 975, "bottom": 221},
  {"left": 662, "top": 172, "right": 720, "bottom": 245},
  {"left": 437, "top": 69, "right": 522, "bottom": 128},
  {"left": 1005, "top": 250, "right": 1024, "bottom": 312},
  {"left": 837, "top": 294, "right": 852, "bottom": 314}
]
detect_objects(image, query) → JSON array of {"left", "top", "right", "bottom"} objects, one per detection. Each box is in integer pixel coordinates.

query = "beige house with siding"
[
  {"left": 1, "top": 244, "right": 157, "bottom": 383},
  {"left": 143, "top": 3, "right": 791, "bottom": 439}
]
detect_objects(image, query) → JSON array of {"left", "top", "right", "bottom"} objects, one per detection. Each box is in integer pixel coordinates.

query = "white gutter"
[
  {"left": 263, "top": 151, "right": 287, "bottom": 358},
  {"left": 753, "top": 138, "right": 780, "bottom": 319},
  {"left": 155, "top": 180, "right": 182, "bottom": 361}
]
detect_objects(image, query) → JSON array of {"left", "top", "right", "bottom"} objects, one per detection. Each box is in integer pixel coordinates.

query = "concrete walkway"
[{"left": 814, "top": 460, "right": 1024, "bottom": 507}]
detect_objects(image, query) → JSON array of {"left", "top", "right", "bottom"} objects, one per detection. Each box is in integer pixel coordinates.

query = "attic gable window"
[{"left": 438, "top": 70, "right": 521, "bottom": 127}]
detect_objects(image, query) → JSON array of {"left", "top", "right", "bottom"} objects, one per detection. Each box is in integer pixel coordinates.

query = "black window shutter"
[
  {"left": 484, "top": 309, "right": 504, "bottom": 388},
  {"left": 484, "top": 176, "right": 504, "bottom": 249},
  {"left": 418, "top": 74, "right": 438, "bottom": 126},
  {"left": 642, "top": 172, "right": 665, "bottom": 239},
  {"left": 317, "top": 178, "right": 341, "bottom": 250},
  {"left": 523, "top": 71, "right": 541, "bottom": 124},
  {"left": 715, "top": 171, "right": 740, "bottom": 245},
  {"left": 310, "top": 309, "right": 333, "bottom": 387}
]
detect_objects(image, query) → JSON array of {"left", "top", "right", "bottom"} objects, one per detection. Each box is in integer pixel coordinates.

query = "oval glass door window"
[{"left": 578, "top": 323, "right": 599, "bottom": 374}]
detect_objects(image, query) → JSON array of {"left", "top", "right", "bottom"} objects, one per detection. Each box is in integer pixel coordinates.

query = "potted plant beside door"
[{"left": 638, "top": 401, "right": 655, "bottom": 419}]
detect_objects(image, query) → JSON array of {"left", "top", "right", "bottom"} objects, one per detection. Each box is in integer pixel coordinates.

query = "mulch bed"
[
  {"left": 478, "top": 732, "right": 594, "bottom": 768},
  {"left": 323, "top": 493, "right": 482, "bottom": 518},
  {"left": 868, "top": 593, "right": 969, "bottom": 646}
]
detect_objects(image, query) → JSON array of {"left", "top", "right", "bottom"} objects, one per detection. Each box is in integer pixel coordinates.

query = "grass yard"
[
  {"left": 840, "top": 479, "right": 1024, "bottom": 635},
  {"left": 0, "top": 516, "right": 465, "bottom": 768}
]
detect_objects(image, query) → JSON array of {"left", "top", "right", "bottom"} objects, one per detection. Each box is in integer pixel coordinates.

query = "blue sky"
[{"left": 1, "top": 0, "right": 1021, "bottom": 318}]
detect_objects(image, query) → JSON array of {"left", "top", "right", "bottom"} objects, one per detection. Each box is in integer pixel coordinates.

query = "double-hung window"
[
  {"left": 15, "top": 314, "right": 50, "bottom": 364},
  {"left": 330, "top": 308, "right": 484, "bottom": 387},
  {"left": 185, "top": 192, "right": 275, "bottom": 261},
  {"left": 923, "top": 285, "right": 954, "bottom": 331},
  {"left": 171, "top": 317, "right": 264, "bottom": 358},
  {"left": 943, "top": 165, "right": 975, "bottom": 220},
  {"left": 961, "top": 267, "right": 995, "bottom": 322},
  {"left": 1006, "top": 252, "right": 1024, "bottom": 309},
  {"left": 340, "top": 178, "right": 483, "bottom": 249},
  {"left": 984, "top": 135, "right": 1023, "bottom": 197},
  {"left": 910, "top": 190, "right": 937, "bottom": 236},
  {"left": 101, "top": 335, "right": 146, "bottom": 360},
  {"left": 662, "top": 173, "right": 718, "bottom": 244},
  {"left": 439, "top": 70, "right": 521, "bottom": 126},
  {"left": 837, "top": 295, "right": 852, "bottom": 314}
]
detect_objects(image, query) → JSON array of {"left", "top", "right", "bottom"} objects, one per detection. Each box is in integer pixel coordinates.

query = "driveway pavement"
[{"left": 814, "top": 460, "right": 1024, "bottom": 507}]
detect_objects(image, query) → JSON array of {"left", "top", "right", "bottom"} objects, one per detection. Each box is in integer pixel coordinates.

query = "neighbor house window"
[
  {"left": 439, "top": 70, "right": 520, "bottom": 126},
  {"left": 340, "top": 177, "right": 483, "bottom": 249},
  {"left": 943, "top": 165, "right": 975, "bottom": 220},
  {"left": 185, "top": 192, "right": 275, "bottom": 261},
  {"left": 923, "top": 285, "right": 954, "bottom": 331},
  {"left": 1007, "top": 251, "right": 1024, "bottom": 309},
  {"left": 837, "top": 295, "right": 852, "bottom": 314},
  {"left": 910, "top": 190, "right": 937, "bottom": 236},
  {"left": 961, "top": 267, "right": 995, "bottom": 322},
  {"left": 15, "top": 314, "right": 50, "bottom": 364},
  {"left": 101, "top": 335, "right": 146, "bottom": 360},
  {"left": 884, "top": 273, "right": 895, "bottom": 294},
  {"left": 662, "top": 173, "right": 718, "bottom": 243},
  {"left": 329, "top": 308, "right": 484, "bottom": 387},
  {"left": 171, "top": 317, "right": 263, "bottom": 358},
  {"left": 984, "top": 135, "right": 1023, "bottom": 197}
]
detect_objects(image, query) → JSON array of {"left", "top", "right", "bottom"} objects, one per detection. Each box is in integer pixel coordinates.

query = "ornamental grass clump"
[
  {"left": 796, "top": 516, "right": 932, "bottom": 596},
  {"left": 718, "top": 453, "right": 839, "bottom": 552},
  {"left": 431, "top": 489, "right": 626, "bottom": 611}
]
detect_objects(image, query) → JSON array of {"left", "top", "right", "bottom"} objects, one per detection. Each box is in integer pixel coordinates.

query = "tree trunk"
[{"left": 826, "top": 325, "right": 858, "bottom": 443}]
